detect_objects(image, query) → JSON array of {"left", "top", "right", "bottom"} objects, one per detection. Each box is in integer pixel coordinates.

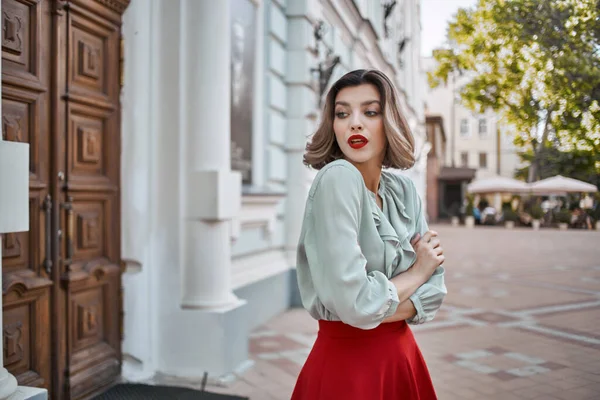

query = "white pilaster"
[
  {"left": 120, "top": 0, "right": 156, "bottom": 381},
  {"left": 251, "top": 0, "right": 265, "bottom": 187},
  {"left": 180, "top": 0, "right": 242, "bottom": 309},
  {"left": 285, "top": 1, "right": 320, "bottom": 265}
]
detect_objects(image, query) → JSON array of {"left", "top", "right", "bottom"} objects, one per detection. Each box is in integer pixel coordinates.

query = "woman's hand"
[{"left": 410, "top": 231, "right": 444, "bottom": 281}]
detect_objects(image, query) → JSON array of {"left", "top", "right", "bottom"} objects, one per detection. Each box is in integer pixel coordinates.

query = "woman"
[{"left": 291, "top": 69, "right": 447, "bottom": 400}]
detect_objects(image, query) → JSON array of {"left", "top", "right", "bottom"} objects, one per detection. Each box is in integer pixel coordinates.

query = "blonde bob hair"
[{"left": 304, "top": 69, "right": 415, "bottom": 170}]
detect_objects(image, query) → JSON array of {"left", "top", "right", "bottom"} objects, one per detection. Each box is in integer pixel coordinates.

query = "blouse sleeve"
[
  {"left": 303, "top": 165, "right": 399, "bottom": 329},
  {"left": 406, "top": 180, "right": 447, "bottom": 325}
]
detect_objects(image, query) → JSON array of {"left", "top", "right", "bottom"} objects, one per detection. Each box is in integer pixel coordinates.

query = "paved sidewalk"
[{"left": 214, "top": 225, "right": 600, "bottom": 399}]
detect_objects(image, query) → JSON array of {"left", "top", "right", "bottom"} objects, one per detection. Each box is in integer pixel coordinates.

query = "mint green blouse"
[{"left": 296, "top": 159, "right": 447, "bottom": 329}]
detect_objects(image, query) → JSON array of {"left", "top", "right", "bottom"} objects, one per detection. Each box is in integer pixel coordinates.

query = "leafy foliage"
[
  {"left": 428, "top": 0, "right": 600, "bottom": 179},
  {"left": 515, "top": 145, "right": 600, "bottom": 188}
]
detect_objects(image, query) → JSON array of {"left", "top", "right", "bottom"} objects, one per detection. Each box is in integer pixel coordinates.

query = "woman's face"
[{"left": 333, "top": 84, "right": 386, "bottom": 166}]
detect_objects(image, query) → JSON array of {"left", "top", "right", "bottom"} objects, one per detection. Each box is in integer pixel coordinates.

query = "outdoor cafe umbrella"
[
  {"left": 528, "top": 175, "right": 598, "bottom": 195},
  {"left": 467, "top": 176, "right": 530, "bottom": 194}
]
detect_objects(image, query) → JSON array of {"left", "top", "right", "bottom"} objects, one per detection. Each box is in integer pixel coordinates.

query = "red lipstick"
[{"left": 348, "top": 134, "right": 368, "bottom": 149}]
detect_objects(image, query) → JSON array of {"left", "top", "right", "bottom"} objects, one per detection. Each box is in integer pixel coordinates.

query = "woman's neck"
[{"left": 352, "top": 159, "right": 382, "bottom": 194}]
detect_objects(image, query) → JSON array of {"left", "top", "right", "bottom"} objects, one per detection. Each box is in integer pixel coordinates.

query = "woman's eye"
[
  {"left": 335, "top": 112, "right": 348, "bottom": 118},
  {"left": 365, "top": 110, "right": 379, "bottom": 117}
]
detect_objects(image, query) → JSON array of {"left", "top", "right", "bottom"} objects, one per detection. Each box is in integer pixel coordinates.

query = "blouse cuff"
[
  {"left": 381, "top": 280, "right": 400, "bottom": 319},
  {"left": 406, "top": 267, "right": 447, "bottom": 325}
]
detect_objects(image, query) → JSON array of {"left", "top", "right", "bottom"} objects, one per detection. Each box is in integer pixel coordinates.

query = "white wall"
[
  {"left": 423, "top": 56, "right": 521, "bottom": 178},
  {"left": 121, "top": 0, "right": 288, "bottom": 381},
  {"left": 121, "top": 0, "right": 182, "bottom": 380},
  {"left": 230, "top": 0, "right": 291, "bottom": 290}
]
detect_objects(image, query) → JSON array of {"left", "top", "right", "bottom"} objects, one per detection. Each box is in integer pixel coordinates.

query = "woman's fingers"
[
  {"left": 410, "top": 233, "right": 421, "bottom": 246},
  {"left": 421, "top": 230, "right": 438, "bottom": 244}
]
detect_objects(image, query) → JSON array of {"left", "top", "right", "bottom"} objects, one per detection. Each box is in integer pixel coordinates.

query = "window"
[
  {"left": 461, "top": 152, "right": 469, "bottom": 167},
  {"left": 230, "top": 0, "right": 258, "bottom": 184},
  {"left": 478, "top": 118, "right": 487, "bottom": 136},
  {"left": 479, "top": 152, "right": 488, "bottom": 168},
  {"left": 460, "top": 119, "right": 469, "bottom": 137}
]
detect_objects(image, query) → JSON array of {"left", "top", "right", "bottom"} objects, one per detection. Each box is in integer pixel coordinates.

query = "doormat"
[{"left": 93, "top": 383, "right": 249, "bottom": 400}]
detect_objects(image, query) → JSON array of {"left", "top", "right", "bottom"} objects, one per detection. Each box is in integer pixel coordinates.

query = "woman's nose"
[{"left": 350, "top": 115, "right": 363, "bottom": 131}]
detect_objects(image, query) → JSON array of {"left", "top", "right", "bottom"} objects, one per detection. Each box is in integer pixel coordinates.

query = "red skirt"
[{"left": 291, "top": 320, "right": 437, "bottom": 400}]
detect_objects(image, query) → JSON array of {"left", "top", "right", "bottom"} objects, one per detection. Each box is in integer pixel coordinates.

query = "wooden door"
[
  {"left": 2, "top": 0, "right": 128, "bottom": 399},
  {"left": 1, "top": 0, "right": 53, "bottom": 393},
  {"left": 59, "top": 0, "right": 124, "bottom": 398}
]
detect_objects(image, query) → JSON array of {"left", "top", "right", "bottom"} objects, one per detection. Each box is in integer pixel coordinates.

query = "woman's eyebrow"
[
  {"left": 334, "top": 100, "right": 381, "bottom": 107},
  {"left": 361, "top": 100, "right": 381, "bottom": 106}
]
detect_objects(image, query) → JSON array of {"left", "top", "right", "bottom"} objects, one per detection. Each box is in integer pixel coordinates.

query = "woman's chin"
[{"left": 342, "top": 152, "right": 374, "bottom": 165}]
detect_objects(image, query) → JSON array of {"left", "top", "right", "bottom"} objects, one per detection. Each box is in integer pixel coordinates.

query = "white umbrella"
[
  {"left": 529, "top": 175, "right": 598, "bottom": 195},
  {"left": 467, "top": 176, "right": 530, "bottom": 194}
]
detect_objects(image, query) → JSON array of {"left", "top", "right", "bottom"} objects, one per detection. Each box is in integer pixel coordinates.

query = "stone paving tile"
[
  {"left": 517, "top": 268, "right": 600, "bottom": 291},
  {"left": 537, "top": 307, "right": 600, "bottom": 338},
  {"left": 200, "top": 226, "right": 600, "bottom": 399},
  {"left": 249, "top": 334, "right": 307, "bottom": 354},
  {"left": 445, "top": 277, "right": 595, "bottom": 310}
]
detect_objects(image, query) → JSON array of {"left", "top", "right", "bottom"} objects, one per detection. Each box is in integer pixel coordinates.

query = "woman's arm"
[
  {"left": 383, "top": 299, "right": 417, "bottom": 323},
  {"left": 404, "top": 181, "right": 448, "bottom": 325},
  {"left": 382, "top": 230, "right": 443, "bottom": 323}
]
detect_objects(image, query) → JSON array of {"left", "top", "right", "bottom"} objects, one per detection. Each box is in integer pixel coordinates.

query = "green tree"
[
  {"left": 428, "top": 0, "right": 600, "bottom": 181},
  {"left": 515, "top": 146, "right": 600, "bottom": 189}
]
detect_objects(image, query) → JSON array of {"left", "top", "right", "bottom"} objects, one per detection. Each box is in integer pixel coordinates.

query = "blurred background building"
[
  {"left": 422, "top": 57, "right": 521, "bottom": 221},
  {"left": 422, "top": 58, "right": 520, "bottom": 179}
]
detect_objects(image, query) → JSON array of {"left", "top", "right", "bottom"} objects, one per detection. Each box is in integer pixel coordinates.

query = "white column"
[{"left": 180, "top": 0, "right": 242, "bottom": 309}]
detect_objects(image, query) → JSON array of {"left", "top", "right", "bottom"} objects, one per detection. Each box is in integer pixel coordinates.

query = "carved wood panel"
[
  {"left": 2, "top": 0, "right": 30, "bottom": 68},
  {"left": 3, "top": 286, "right": 51, "bottom": 389},
  {"left": 67, "top": 5, "right": 119, "bottom": 106},
  {"left": 2, "top": 233, "right": 22, "bottom": 259},
  {"left": 71, "top": 287, "right": 103, "bottom": 351},
  {"left": 0, "top": 198, "right": 40, "bottom": 275},
  {"left": 1, "top": 0, "right": 44, "bottom": 87},
  {"left": 2, "top": 87, "right": 43, "bottom": 180},
  {"left": 68, "top": 110, "right": 109, "bottom": 183},
  {"left": 73, "top": 200, "right": 105, "bottom": 260},
  {"left": 72, "top": 27, "right": 105, "bottom": 93},
  {"left": 4, "top": 320, "right": 25, "bottom": 367},
  {"left": 67, "top": 268, "right": 120, "bottom": 399},
  {"left": 1, "top": 101, "right": 27, "bottom": 142}
]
